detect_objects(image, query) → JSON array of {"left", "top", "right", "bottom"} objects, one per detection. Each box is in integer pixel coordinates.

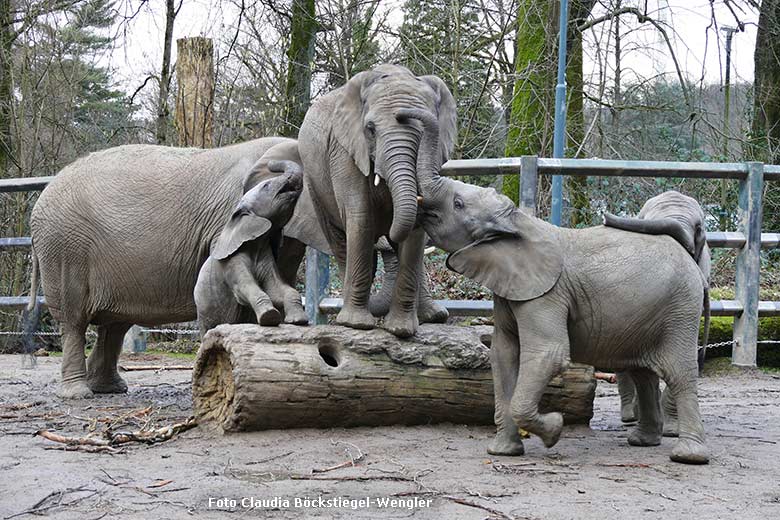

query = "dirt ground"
[{"left": 1, "top": 353, "right": 779, "bottom": 520}]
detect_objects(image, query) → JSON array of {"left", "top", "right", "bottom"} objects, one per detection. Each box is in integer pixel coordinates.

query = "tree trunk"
[
  {"left": 503, "top": 0, "right": 594, "bottom": 216},
  {"left": 752, "top": 0, "right": 780, "bottom": 164},
  {"left": 282, "top": 0, "right": 316, "bottom": 137},
  {"left": 174, "top": 37, "right": 214, "bottom": 148},
  {"left": 566, "top": 0, "right": 596, "bottom": 227},
  {"left": 156, "top": 0, "right": 176, "bottom": 145},
  {"left": 0, "top": 0, "right": 13, "bottom": 176},
  {"left": 192, "top": 324, "right": 596, "bottom": 432},
  {"left": 502, "top": 1, "right": 556, "bottom": 206},
  {"left": 751, "top": 0, "right": 780, "bottom": 231}
]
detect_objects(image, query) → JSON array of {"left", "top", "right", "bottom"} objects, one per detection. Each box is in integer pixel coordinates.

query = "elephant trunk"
[
  {"left": 381, "top": 127, "right": 422, "bottom": 244},
  {"left": 396, "top": 108, "right": 443, "bottom": 198}
]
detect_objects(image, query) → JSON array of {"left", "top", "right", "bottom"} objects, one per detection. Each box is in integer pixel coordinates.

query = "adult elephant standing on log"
[{"left": 285, "top": 64, "right": 457, "bottom": 338}]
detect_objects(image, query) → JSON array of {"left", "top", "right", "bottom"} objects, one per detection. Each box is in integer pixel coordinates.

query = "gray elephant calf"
[
  {"left": 417, "top": 168, "right": 709, "bottom": 463},
  {"left": 604, "top": 190, "right": 711, "bottom": 426},
  {"left": 195, "top": 161, "right": 307, "bottom": 336}
]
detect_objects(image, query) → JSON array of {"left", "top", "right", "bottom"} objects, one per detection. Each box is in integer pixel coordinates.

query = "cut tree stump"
[{"left": 192, "top": 324, "right": 596, "bottom": 432}]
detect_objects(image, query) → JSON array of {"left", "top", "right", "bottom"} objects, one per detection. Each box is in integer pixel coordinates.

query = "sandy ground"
[{"left": 1, "top": 353, "right": 779, "bottom": 520}]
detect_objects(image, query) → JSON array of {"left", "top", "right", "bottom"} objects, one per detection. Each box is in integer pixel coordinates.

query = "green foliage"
[{"left": 702, "top": 316, "right": 780, "bottom": 367}]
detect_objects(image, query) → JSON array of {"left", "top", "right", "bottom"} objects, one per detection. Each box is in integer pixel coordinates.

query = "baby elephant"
[
  {"left": 604, "top": 190, "right": 711, "bottom": 426},
  {"left": 195, "top": 160, "right": 307, "bottom": 336},
  {"left": 418, "top": 177, "right": 709, "bottom": 465}
]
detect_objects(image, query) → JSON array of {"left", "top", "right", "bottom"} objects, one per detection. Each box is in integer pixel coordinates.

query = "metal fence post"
[
  {"left": 305, "top": 247, "right": 330, "bottom": 325},
  {"left": 520, "top": 155, "right": 539, "bottom": 216},
  {"left": 122, "top": 325, "right": 146, "bottom": 353},
  {"left": 732, "top": 161, "right": 764, "bottom": 367}
]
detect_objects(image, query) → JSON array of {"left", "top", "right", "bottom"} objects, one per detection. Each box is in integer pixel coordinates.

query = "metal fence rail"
[{"left": 2, "top": 156, "right": 779, "bottom": 366}]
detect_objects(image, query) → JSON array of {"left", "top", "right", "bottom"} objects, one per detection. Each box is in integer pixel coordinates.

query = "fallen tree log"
[{"left": 192, "top": 324, "right": 596, "bottom": 432}]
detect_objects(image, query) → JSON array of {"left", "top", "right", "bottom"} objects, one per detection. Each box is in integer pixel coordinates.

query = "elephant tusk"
[
  {"left": 374, "top": 175, "right": 381, "bottom": 187},
  {"left": 416, "top": 196, "right": 423, "bottom": 204}
]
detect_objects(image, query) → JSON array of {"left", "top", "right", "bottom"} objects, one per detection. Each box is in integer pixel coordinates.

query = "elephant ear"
[
  {"left": 212, "top": 211, "right": 273, "bottom": 261},
  {"left": 445, "top": 218, "right": 563, "bottom": 302},
  {"left": 332, "top": 70, "right": 379, "bottom": 177},
  {"left": 420, "top": 75, "right": 458, "bottom": 163}
]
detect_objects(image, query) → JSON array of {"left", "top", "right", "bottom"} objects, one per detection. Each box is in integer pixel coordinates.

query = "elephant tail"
[
  {"left": 603, "top": 213, "right": 696, "bottom": 257},
  {"left": 21, "top": 245, "right": 42, "bottom": 360},
  {"left": 698, "top": 284, "right": 710, "bottom": 376},
  {"left": 27, "top": 245, "right": 40, "bottom": 312}
]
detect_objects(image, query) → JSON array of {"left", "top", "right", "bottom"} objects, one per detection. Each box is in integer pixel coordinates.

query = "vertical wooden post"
[
  {"left": 305, "top": 247, "right": 330, "bottom": 325},
  {"left": 732, "top": 161, "right": 764, "bottom": 367},
  {"left": 174, "top": 37, "right": 214, "bottom": 148},
  {"left": 520, "top": 155, "right": 539, "bottom": 216}
]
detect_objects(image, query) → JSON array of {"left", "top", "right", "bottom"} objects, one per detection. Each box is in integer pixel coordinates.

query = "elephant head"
[
  {"left": 420, "top": 178, "right": 563, "bottom": 301},
  {"left": 332, "top": 64, "right": 457, "bottom": 243},
  {"left": 212, "top": 160, "right": 303, "bottom": 260}
]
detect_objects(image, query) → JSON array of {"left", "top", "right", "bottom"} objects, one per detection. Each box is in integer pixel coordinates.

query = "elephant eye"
[
  {"left": 365, "top": 121, "right": 376, "bottom": 137},
  {"left": 453, "top": 197, "right": 464, "bottom": 210}
]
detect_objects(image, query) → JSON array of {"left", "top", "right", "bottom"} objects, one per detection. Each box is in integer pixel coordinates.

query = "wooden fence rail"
[{"left": 2, "top": 156, "right": 778, "bottom": 366}]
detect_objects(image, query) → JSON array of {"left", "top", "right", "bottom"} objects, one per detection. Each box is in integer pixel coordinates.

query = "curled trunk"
[
  {"left": 382, "top": 129, "right": 421, "bottom": 243},
  {"left": 398, "top": 109, "right": 442, "bottom": 197}
]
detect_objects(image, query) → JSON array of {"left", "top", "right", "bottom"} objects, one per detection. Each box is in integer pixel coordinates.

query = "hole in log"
[{"left": 318, "top": 340, "right": 341, "bottom": 368}]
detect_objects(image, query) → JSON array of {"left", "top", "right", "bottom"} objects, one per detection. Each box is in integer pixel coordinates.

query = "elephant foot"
[
  {"left": 487, "top": 431, "right": 525, "bottom": 456},
  {"left": 382, "top": 309, "right": 419, "bottom": 338},
  {"left": 670, "top": 438, "right": 709, "bottom": 465},
  {"left": 257, "top": 307, "right": 282, "bottom": 327},
  {"left": 418, "top": 299, "right": 448, "bottom": 324},
  {"left": 336, "top": 306, "right": 375, "bottom": 330},
  {"left": 283, "top": 305, "right": 308, "bottom": 325},
  {"left": 519, "top": 412, "right": 563, "bottom": 448},
  {"left": 627, "top": 426, "right": 662, "bottom": 447},
  {"left": 621, "top": 402, "right": 638, "bottom": 423},
  {"left": 58, "top": 380, "right": 94, "bottom": 399},
  {"left": 663, "top": 418, "right": 679, "bottom": 437},
  {"left": 87, "top": 372, "right": 128, "bottom": 394}
]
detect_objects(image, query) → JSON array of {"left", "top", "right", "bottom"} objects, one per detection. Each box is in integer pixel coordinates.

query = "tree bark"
[
  {"left": 174, "top": 37, "right": 214, "bottom": 147},
  {"left": 192, "top": 324, "right": 596, "bottom": 432},
  {"left": 0, "top": 0, "right": 13, "bottom": 176},
  {"left": 282, "top": 0, "right": 316, "bottom": 137},
  {"left": 565, "top": 0, "right": 596, "bottom": 227},
  {"left": 752, "top": 0, "right": 780, "bottom": 164},
  {"left": 156, "top": 0, "right": 177, "bottom": 145},
  {"left": 502, "top": 0, "right": 594, "bottom": 216}
]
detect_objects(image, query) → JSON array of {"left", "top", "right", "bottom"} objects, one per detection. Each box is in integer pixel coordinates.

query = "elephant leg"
[
  {"left": 416, "top": 269, "right": 448, "bottom": 324},
  {"left": 487, "top": 297, "right": 524, "bottom": 456},
  {"left": 616, "top": 371, "right": 638, "bottom": 423},
  {"left": 277, "top": 237, "right": 306, "bottom": 287},
  {"left": 87, "top": 323, "right": 130, "bottom": 394},
  {"left": 244, "top": 285, "right": 281, "bottom": 326},
  {"left": 510, "top": 303, "right": 569, "bottom": 448},
  {"left": 661, "top": 385, "right": 680, "bottom": 437},
  {"left": 656, "top": 339, "right": 709, "bottom": 464},
  {"left": 335, "top": 211, "right": 376, "bottom": 330},
  {"left": 369, "top": 243, "right": 448, "bottom": 324},
  {"left": 626, "top": 368, "right": 663, "bottom": 447},
  {"left": 228, "top": 258, "right": 281, "bottom": 326},
  {"left": 369, "top": 246, "right": 397, "bottom": 318},
  {"left": 263, "top": 265, "right": 307, "bottom": 325},
  {"left": 59, "top": 322, "right": 93, "bottom": 399},
  {"left": 383, "top": 228, "right": 424, "bottom": 338}
]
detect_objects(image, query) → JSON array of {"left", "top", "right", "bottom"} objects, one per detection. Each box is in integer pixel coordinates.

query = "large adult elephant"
[
  {"left": 285, "top": 64, "right": 457, "bottom": 338},
  {"left": 29, "top": 138, "right": 310, "bottom": 399}
]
